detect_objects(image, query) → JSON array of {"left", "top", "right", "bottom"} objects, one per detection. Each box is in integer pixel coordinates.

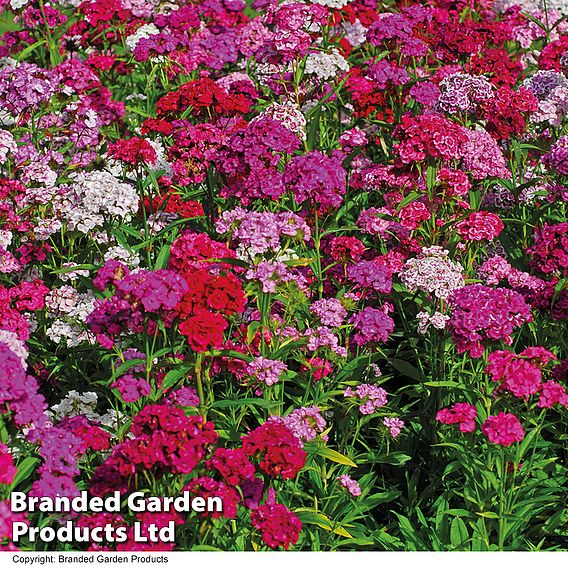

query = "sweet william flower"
[
  {"left": 250, "top": 503, "right": 302, "bottom": 550},
  {"left": 338, "top": 474, "right": 362, "bottom": 496},
  {"left": 0, "top": 445, "right": 16, "bottom": 485},
  {"left": 436, "top": 402, "right": 477, "bottom": 433},
  {"left": 482, "top": 412, "right": 525, "bottom": 446}
]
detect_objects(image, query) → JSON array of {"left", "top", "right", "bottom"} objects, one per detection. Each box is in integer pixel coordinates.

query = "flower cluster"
[
  {"left": 400, "top": 246, "right": 464, "bottom": 300},
  {"left": 344, "top": 384, "right": 388, "bottom": 415},
  {"left": 1, "top": 0, "right": 567, "bottom": 552},
  {"left": 449, "top": 285, "right": 533, "bottom": 357}
]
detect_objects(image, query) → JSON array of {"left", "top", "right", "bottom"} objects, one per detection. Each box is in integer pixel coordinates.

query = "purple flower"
[
  {"left": 350, "top": 307, "right": 394, "bottom": 345},
  {"left": 284, "top": 150, "right": 347, "bottom": 208},
  {"left": 348, "top": 261, "right": 392, "bottom": 294},
  {"left": 338, "top": 474, "right": 362, "bottom": 496}
]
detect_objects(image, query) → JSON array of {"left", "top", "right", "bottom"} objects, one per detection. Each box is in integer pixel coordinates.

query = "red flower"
[
  {"left": 108, "top": 137, "right": 157, "bottom": 166},
  {"left": 250, "top": 503, "right": 302, "bottom": 549}
]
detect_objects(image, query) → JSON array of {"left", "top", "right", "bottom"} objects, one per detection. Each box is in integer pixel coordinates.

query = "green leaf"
[
  {"left": 17, "top": 40, "right": 47, "bottom": 61},
  {"left": 390, "top": 359, "right": 421, "bottom": 381},
  {"left": 10, "top": 457, "right": 39, "bottom": 489},
  {"left": 450, "top": 517, "right": 470, "bottom": 550},
  {"left": 210, "top": 398, "right": 275, "bottom": 409},
  {"left": 305, "top": 443, "right": 357, "bottom": 467},
  {"left": 295, "top": 511, "right": 353, "bottom": 538},
  {"left": 157, "top": 365, "right": 192, "bottom": 394},
  {"left": 476, "top": 511, "right": 499, "bottom": 519}
]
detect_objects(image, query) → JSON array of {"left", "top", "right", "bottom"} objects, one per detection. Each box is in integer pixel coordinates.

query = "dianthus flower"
[
  {"left": 304, "top": 326, "right": 347, "bottom": 357},
  {"left": 156, "top": 77, "right": 250, "bottom": 119},
  {"left": 0, "top": 130, "right": 17, "bottom": 164},
  {"left": 112, "top": 374, "right": 151, "bottom": 403},
  {"left": 538, "top": 381, "right": 568, "bottom": 409},
  {"left": 344, "top": 384, "right": 388, "bottom": 415},
  {"left": 338, "top": 474, "right": 362, "bottom": 496},
  {"left": 478, "top": 255, "right": 546, "bottom": 294},
  {"left": 59, "top": 416, "right": 111, "bottom": 453},
  {"left": 457, "top": 211, "right": 504, "bottom": 241},
  {"left": 0, "top": 62, "right": 57, "bottom": 116},
  {"left": 397, "top": 201, "right": 431, "bottom": 230},
  {"left": 168, "top": 231, "right": 236, "bottom": 274},
  {"left": 54, "top": 171, "right": 138, "bottom": 234},
  {"left": 436, "top": 73, "right": 494, "bottom": 115},
  {"left": 242, "top": 422, "right": 306, "bottom": 479},
  {"left": 461, "top": 128, "right": 509, "bottom": 179},
  {"left": 523, "top": 70, "right": 568, "bottom": 126},
  {"left": 0, "top": 343, "right": 47, "bottom": 430},
  {"left": 245, "top": 260, "right": 302, "bottom": 294},
  {"left": 449, "top": 285, "right": 532, "bottom": 357},
  {"left": 176, "top": 268, "right": 245, "bottom": 317},
  {"left": 250, "top": 503, "right": 302, "bottom": 550},
  {"left": 184, "top": 477, "right": 240, "bottom": 519},
  {"left": 284, "top": 150, "right": 347, "bottom": 208},
  {"left": 367, "top": 59, "right": 408, "bottom": 89},
  {"left": 87, "top": 268, "right": 188, "bottom": 347},
  {"left": 245, "top": 357, "right": 288, "bottom": 387},
  {"left": 167, "top": 386, "right": 200, "bottom": 407},
  {"left": 305, "top": 49, "right": 349, "bottom": 81},
  {"left": 348, "top": 261, "right": 392, "bottom": 294},
  {"left": 108, "top": 137, "right": 157, "bottom": 166},
  {"left": 310, "top": 298, "right": 347, "bottom": 328},
  {"left": 216, "top": 118, "right": 301, "bottom": 202},
  {"left": 90, "top": 406, "right": 218, "bottom": 495},
  {"left": 400, "top": 246, "right": 464, "bottom": 300},
  {"left": 0, "top": 445, "right": 16, "bottom": 485},
  {"left": 206, "top": 448, "right": 255, "bottom": 487},
  {"left": 482, "top": 86, "right": 538, "bottom": 140},
  {"left": 436, "top": 167, "right": 471, "bottom": 198},
  {"left": 179, "top": 309, "right": 228, "bottom": 352},
  {"left": 481, "top": 412, "right": 524, "bottom": 446},
  {"left": 302, "top": 357, "right": 333, "bottom": 382},
  {"left": 394, "top": 113, "right": 467, "bottom": 164},
  {"left": 329, "top": 236, "right": 366, "bottom": 263},
  {"left": 356, "top": 208, "right": 402, "bottom": 238},
  {"left": 279, "top": 406, "right": 328, "bottom": 447},
  {"left": 527, "top": 222, "right": 568, "bottom": 277},
  {"left": 436, "top": 402, "right": 477, "bottom": 433},
  {"left": 383, "top": 417, "right": 405, "bottom": 438},
  {"left": 256, "top": 102, "right": 306, "bottom": 140},
  {"left": 485, "top": 348, "right": 555, "bottom": 399},
  {"left": 416, "top": 311, "right": 450, "bottom": 334},
  {"left": 216, "top": 207, "right": 311, "bottom": 260},
  {"left": 350, "top": 307, "right": 395, "bottom": 346}
]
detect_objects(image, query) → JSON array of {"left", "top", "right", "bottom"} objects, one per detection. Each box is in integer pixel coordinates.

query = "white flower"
[
  {"left": 305, "top": 49, "right": 349, "bottom": 81},
  {"left": 125, "top": 24, "right": 160, "bottom": 52},
  {"left": 54, "top": 171, "right": 139, "bottom": 234},
  {"left": 10, "top": 0, "right": 30, "bottom": 9},
  {"left": 0, "top": 129, "right": 17, "bottom": 163},
  {"left": 50, "top": 391, "right": 99, "bottom": 421},
  {"left": 104, "top": 245, "right": 140, "bottom": 268},
  {"left": 400, "top": 246, "right": 465, "bottom": 300},
  {"left": 311, "top": 0, "right": 353, "bottom": 8}
]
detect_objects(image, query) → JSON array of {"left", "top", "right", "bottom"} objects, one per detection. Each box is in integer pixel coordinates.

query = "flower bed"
[{"left": 0, "top": 0, "right": 567, "bottom": 552}]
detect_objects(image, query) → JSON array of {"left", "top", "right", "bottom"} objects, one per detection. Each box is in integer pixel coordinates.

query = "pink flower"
[
  {"left": 457, "top": 211, "right": 504, "bottom": 241},
  {"left": 250, "top": 503, "right": 302, "bottom": 550},
  {"left": 0, "top": 445, "right": 16, "bottom": 485},
  {"left": 436, "top": 402, "right": 477, "bottom": 433},
  {"left": 482, "top": 413, "right": 525, "bottom": 446},
  {"left": 486, "top": 350, "right": 543, "bottom": 398},
  {"left": 338, "top": 474, "right": 362, "bottom": 496},
  {"left": 344, "top": 384, "right": 388, "bottom": 414},
  {"left": 383, "top": 417, "right": 405, "bottom": 438},
  {"left": 538, "top": 381, "right": 568, "bottom": 408}
]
